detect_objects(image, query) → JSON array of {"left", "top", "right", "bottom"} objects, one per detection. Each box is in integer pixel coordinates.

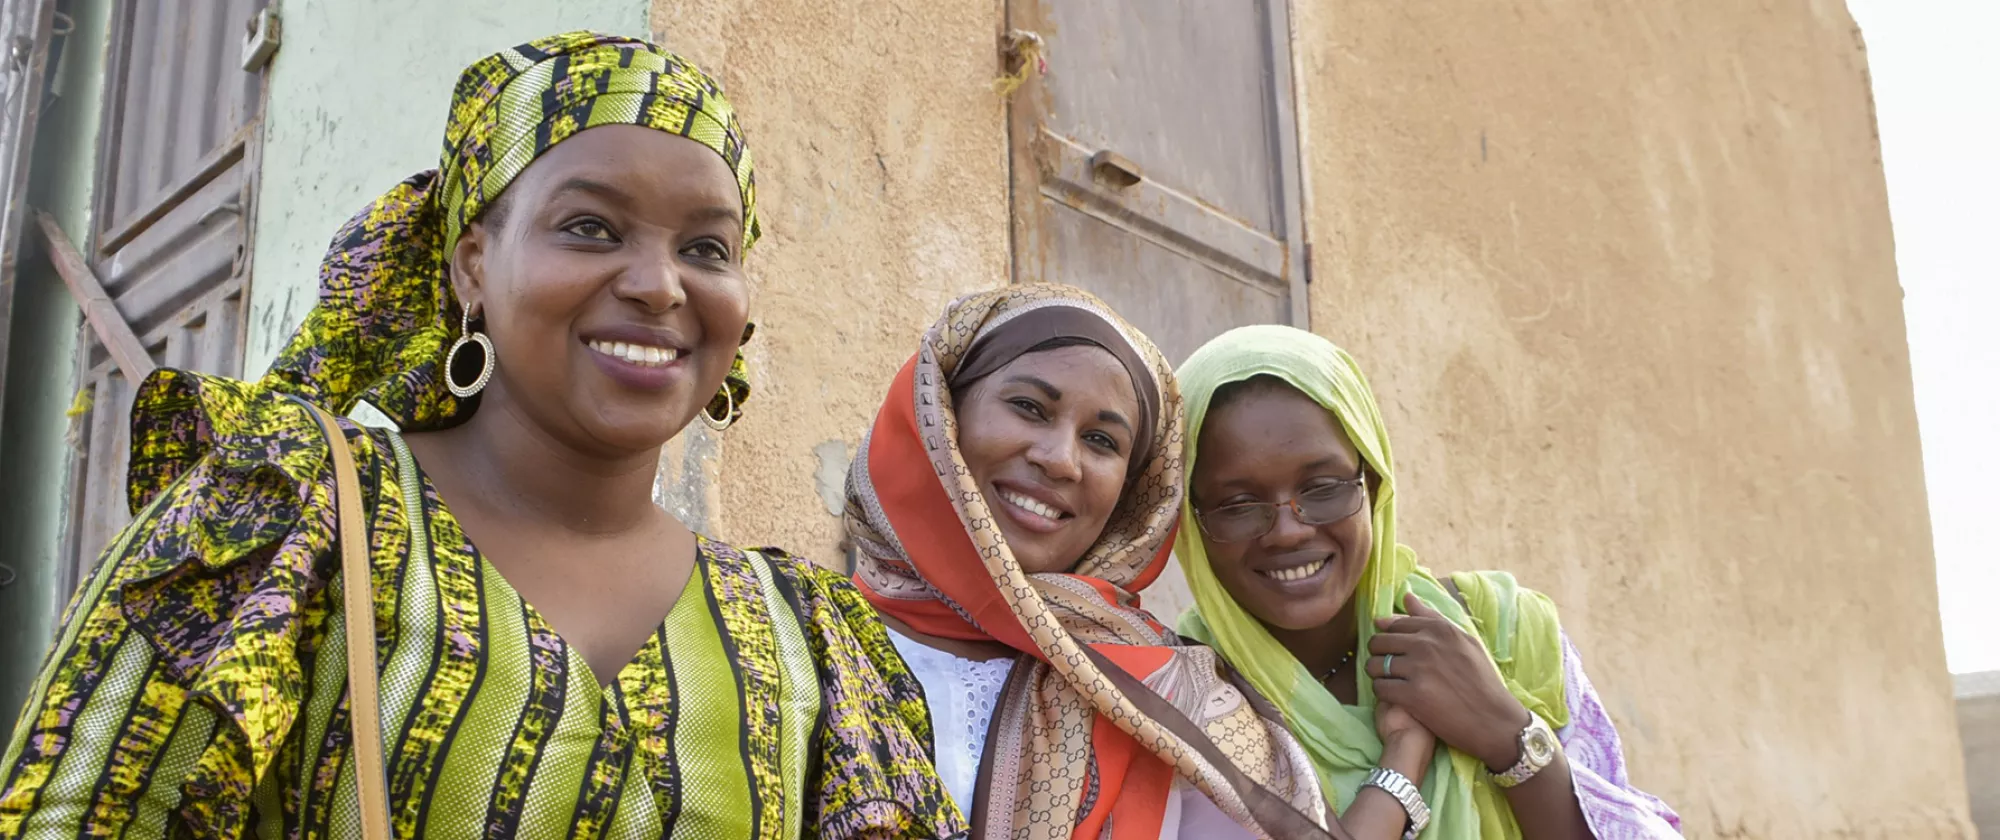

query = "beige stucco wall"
[
  {"left": 648, "top": 0, "right": 1011, "bottom": 559},
  {"left": 649, "top": 0, "right": 1970, "bottom": 836},
  {"left": 1292, "top": 2, "right": 1970, "bottom": 837}
]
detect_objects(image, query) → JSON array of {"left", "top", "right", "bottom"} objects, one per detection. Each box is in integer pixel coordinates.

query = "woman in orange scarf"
[{"left": 845, "top": 285, "right": 1340, "bottom": 840}]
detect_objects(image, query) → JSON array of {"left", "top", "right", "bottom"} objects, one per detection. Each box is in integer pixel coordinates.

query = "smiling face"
[
  {"left": 450, "top": 125, "right": 748, "bottom": 456},
  {"left": 955, "top": 345, "right": 1144, "bottom": 574},
  {"left": 1190, "top": 378, "right": 1374, "bottom": 632}
]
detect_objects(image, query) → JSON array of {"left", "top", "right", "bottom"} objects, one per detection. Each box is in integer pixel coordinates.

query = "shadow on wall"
[{"left": 1958, "top": 672, "right": 2000, "bottom": 837}]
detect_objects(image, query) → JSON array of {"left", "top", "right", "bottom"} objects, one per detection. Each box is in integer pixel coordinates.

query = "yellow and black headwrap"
[{"left": 261, "top": 31, "right": 759, "bottom": 431}]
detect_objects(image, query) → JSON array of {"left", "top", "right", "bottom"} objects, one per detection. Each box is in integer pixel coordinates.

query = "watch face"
[{"left": 1524, "top": 726, "right": 1558, "bottom": 765}]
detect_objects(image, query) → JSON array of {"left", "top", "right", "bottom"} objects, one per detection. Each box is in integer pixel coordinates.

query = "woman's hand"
[
  {"left": 1365, "top": 593, "right": 1531, "bottom": 772},
  {"left": 1347, "top": 693, "right": 1439, "bottom": 839},
  {"left": 1373, "top": 700, "right": 1436, "bottom": 783}
]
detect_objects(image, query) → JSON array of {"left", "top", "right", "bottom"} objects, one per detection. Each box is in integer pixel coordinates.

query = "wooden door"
[
  {"left": 59, "top": 0, "right": 268, "bottom": 599},
  {"left": 1007, "top": 0, "right": 1312, "bottom": 619}
]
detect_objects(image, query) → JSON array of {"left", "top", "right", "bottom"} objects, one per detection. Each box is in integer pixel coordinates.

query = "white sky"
[{"left": 1845, "top": 1, "right": 1999, "bottom": 675}]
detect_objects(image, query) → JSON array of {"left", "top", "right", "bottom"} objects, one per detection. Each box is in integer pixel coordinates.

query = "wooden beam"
[{"left": 34, "top": 209, "right": 153, "bottom": 383}]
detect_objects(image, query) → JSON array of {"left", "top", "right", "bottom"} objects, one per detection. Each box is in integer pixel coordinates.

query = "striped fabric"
[{"left": 1, "top": 404, "right": 963, "bottom": 840}]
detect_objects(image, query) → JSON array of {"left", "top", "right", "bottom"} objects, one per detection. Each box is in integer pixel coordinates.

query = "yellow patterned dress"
[
  {"left": 0, "top": 378, "right": 960, "bottom": 840},
  {"left": 5, "top": 30, "right": 962, "bottom": 840}
]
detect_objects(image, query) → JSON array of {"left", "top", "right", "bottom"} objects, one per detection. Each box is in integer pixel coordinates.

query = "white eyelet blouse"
[{"left": 886, "top": 627, "right": 1253, "bottom": 840}]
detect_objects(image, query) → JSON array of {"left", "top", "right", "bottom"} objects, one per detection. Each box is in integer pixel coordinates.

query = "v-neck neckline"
[
  {"left": 477, "top": 537, "right": 708, "bottom": 697},
  {"left": 390, "top": 430, "right": 707, "bottom": 696}
]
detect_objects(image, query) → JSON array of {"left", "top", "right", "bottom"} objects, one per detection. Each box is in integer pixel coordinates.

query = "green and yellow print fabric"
[
  {"left": 0, "top": 371, "right": 964, "bottom": 839},
  {"left": 437, "top": 33, "right": 759, "bottom": 253}
]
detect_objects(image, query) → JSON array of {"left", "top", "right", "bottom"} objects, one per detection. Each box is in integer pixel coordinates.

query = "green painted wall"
[
  {"left": 243, "top": 0, "right": 650, "bottom": 374},
  {"left": 0, "top": 0, "right": 111, "bottom": 742}
]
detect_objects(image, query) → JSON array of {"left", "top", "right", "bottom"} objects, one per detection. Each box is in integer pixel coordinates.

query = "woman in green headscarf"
[
  {"left": 0, "top": 33, "right": 960, "bottom": 840},
  {"left": 1173, "top": 325, "right": 1680, "bottom": 839}
]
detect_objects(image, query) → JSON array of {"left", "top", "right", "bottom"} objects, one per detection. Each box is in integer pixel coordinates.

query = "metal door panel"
[
  {"left": 99, "top": 0, "right": 261, "bottom": 239},
  {"left": 103, "top": 170, "right": 246, "bottom": 336},
  {"left": 1035, "top": 0, "right": 1283, "bottom": 231},
  {"left": 60, "top": 0, "right": 264, "bottom": 599},
  {"left": 1036, "top": 134, "right": 1285, "bottom": 280},
  {"left": 193, "top": 293, "right": 244, "bottom": 375},
  {"left": 70, "top": 368, "right": 135, "bottom": 579},
  {"left": 1034, "top": 202, "right": 1284, "bottom": 365},
  {"left": 1009, "top": 0, "right": 1310, "bottom": 367}
]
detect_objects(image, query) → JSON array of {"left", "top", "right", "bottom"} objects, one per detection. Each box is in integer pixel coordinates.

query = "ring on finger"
[{"left": 1383, "top": 653, "right": 1394, "bottom": 677}]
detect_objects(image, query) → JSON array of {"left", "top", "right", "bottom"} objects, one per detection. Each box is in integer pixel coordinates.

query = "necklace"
[{"left": 1319, "top": 649, "right": 1356, "bottom": 682}]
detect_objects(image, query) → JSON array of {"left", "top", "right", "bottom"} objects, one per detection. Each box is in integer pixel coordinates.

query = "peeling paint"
[
  {"left": 811, "top": 440, "right": 849, "bottom": 517},
  {"left": 654, "top": 423, "right": 720, "bottom": 536}
]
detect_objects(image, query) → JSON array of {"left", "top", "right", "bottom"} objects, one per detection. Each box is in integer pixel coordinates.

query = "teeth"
[
  {"left": 1263, "top": 558, "right": 1328, "bottom": 582},
  {"left": 589, "top": 340, "right": 680, "bottom": 367},
  {"left": 1000, "top": 490, "right": 1063, "bottom": 521}
]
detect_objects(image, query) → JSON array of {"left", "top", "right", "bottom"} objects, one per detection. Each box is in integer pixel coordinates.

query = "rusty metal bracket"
[
  {"left": 241, "top": 8, "right": 280, "bottom": 72},
  {"left": 34, "top": 209, "right": 156, "bottom": 383}
]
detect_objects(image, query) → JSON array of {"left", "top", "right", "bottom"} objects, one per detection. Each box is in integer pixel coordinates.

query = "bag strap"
[{"left": 303, "top": 404, "right": 393, "bottom": 840}]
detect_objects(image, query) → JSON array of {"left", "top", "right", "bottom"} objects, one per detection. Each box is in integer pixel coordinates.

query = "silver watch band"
[
  {"left": 1363, "top": 766, "right": 1431, "bottom": 840},
  {"left": 1492, "top": 714, "right": 1560, "bottom": 789}
]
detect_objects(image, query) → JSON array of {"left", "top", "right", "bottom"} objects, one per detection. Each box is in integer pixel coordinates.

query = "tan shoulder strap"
[{"left": 304, "top": 404, "right": 393, "bottom": 840}]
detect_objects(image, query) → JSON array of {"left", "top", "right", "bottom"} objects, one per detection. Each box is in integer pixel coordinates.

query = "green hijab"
[{"left": 1172, "top": 325, "right": 1569, "bottom": 839}]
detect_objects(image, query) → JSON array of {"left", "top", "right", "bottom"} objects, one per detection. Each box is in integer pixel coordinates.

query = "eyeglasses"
[{"left": 1194, "top": 465, "right": 1369, "bottom": 544}]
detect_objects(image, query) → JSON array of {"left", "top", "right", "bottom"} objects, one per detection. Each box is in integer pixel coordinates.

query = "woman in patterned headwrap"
[
  {"left": 0, "top": 33, "right": 961, "bottom": 840},
  {"left": 846, "top": 286, "right": 1341, "bottom": 840}
]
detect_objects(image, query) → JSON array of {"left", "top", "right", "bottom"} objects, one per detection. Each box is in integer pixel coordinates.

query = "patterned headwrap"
[
  {"left": 846, "top": 285, "right": 1335, "bottom": 840},
  {"left": 260, "top": 32, "right": 758, "bottom": 431}
]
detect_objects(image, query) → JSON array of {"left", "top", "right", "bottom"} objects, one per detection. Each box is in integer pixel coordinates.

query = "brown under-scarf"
[{"left": 950, "top": 305, "right": 1163, "bottom": 478}]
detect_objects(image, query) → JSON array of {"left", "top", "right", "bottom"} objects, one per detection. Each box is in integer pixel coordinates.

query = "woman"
[
  {"left": 845, "top": 286, "right": 1337, "bottom": 840},
  {"left": 0, "top": 33, "right": 959, "bottom": 840},
  {"left": 1173, "top": 325, "right": 1681, "bottom": 839}
]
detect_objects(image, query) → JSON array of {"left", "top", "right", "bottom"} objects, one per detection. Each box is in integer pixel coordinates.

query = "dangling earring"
[
  {"left": 445, "top": 305, "right": 495, "bottom": 398},
  {"left": 700, "top": 385, "right": 736, "bottom": 432}
]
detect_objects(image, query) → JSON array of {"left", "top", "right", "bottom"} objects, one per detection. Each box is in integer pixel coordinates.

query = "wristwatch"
[
  {"left": 1490, "top": 714, "right": 1560, "bottom": 789},
  {"left": 1363, "top": 766, "right": 1430, "bottom": 840}
]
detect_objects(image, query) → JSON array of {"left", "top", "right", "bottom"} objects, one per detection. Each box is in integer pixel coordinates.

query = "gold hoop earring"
[
  {"left": 701, "top": 386, "right": 736, "bottom": 432},
  {"left": 445, "top": 307, "right": 495, "bottom": 398}
]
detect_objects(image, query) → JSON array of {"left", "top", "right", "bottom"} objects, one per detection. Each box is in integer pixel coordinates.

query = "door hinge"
[{"left": 241, "top": 9, "right": 280, "bottom": 72}]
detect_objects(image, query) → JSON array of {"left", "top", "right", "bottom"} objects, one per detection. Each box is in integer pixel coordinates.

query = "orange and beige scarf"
[{"left": 847, "top": 285, "right": 1339, "bottom": 840}]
